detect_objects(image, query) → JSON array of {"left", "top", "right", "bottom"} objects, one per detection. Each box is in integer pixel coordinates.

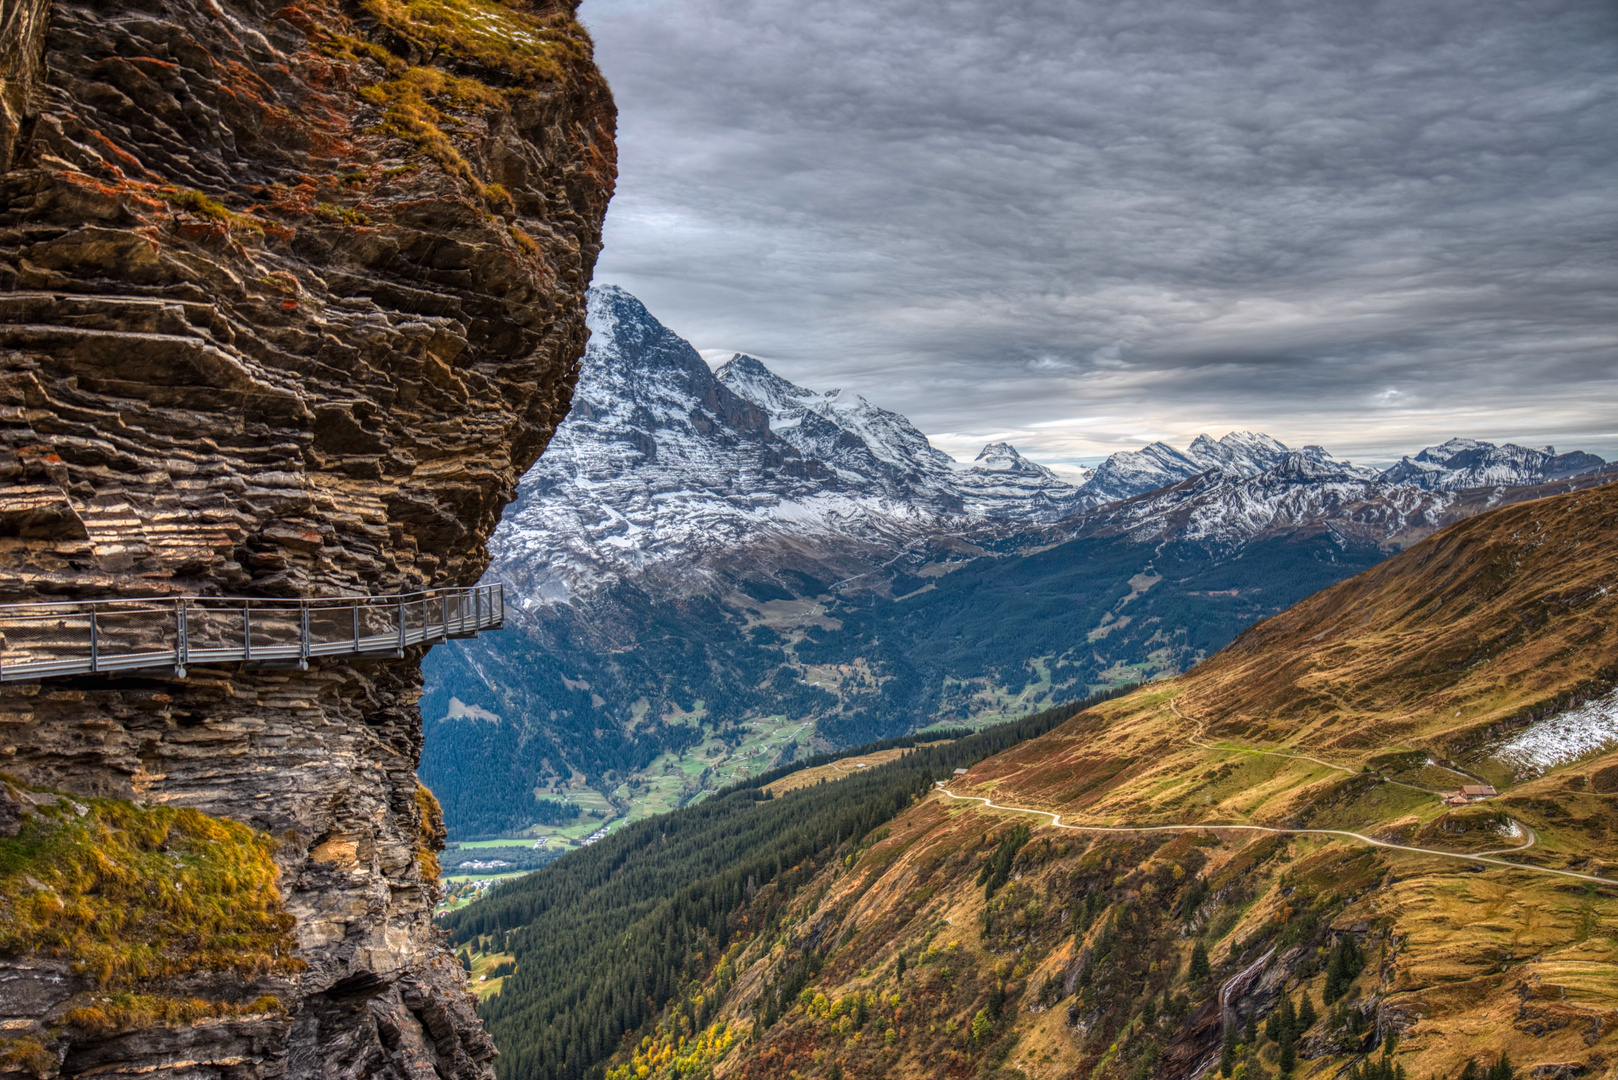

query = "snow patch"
[{"left": 1489, "top": 688, "right": 1618, "bottom": 777}]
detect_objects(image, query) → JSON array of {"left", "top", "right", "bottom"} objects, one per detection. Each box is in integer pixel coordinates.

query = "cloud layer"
[{"left": 582, "top": 0, "right": 1618, "bottom": 465}]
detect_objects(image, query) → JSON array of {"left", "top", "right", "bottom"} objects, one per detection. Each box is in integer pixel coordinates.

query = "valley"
[
  {"left": 420, "top": 287, "right": 1613, "bottom": 842},
  {"left": 427, "top": 710, "right": 816, "bottom": 843},
  {"left": 0, "top": 0, "right": 1599, "bottom": 1075},
  {"left": 443, "top": 481, "right": 1618, "bottom": 1080}
]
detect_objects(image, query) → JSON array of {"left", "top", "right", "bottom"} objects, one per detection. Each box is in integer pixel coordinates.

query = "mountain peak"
[
  {"left": 585, "top": 283, "right": 651, "bottom": 324},
  {"left": 1267, "top": 449, "right": 1356, "bottom": 482},
  {"left": 714, "top": 353, "right": 780, "bottom": 381},
  {"left": 974, "top": 441, "right": 1022, "bottom": 463},
  {"left": 1418, "top": 437, "right": 1485, "bottom": 463},
  {"left": 585, "top": 284, "right": 687, "bottom": 365},
  {"left": 1386, "top": 439, "right": 1605, "bottom": 490},
  {"left": 715, "top": 353, "right": 816, "bottom": 417},
  {"left": 1184, "top": 431, "right": 1291, "bottom": 478},
  {"left": 968, "top": 442, "right": 1061, "bottom": 479}
]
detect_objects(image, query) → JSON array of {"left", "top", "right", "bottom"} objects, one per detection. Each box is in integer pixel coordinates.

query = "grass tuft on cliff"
[
  {"left": 62, "top": 992, "right": 285, "bottom": 1037},
  {"left": 0, "top": 1036, "right": 55, "bottom": 1077},
  {"left": 360, "top": 0, "right": 593, "bottom": 84},
  {"left": 416, "top": 782, "right": 446, "bottom": 882},
  {"left": 357, "top": 67, "right": 504, "bottom": 195},
  {"left": 0, "top": 779, "right": 302, "bottom": 988},
  {"left": 159, "top": 188, "right": 268, "bottom": 237}
]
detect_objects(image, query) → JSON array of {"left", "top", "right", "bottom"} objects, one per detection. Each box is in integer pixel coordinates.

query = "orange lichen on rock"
[{"left": 0, "top": 0, "right": 615, "bottom": 1072}]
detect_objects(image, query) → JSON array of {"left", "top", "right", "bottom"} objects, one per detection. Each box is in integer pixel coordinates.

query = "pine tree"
[
  {"left": 1347, "top": 1051, "right": 1406, "bottom": 1080},
  {"left": 896, "top": 953, "right": 906, "bottom": 981},
  {"left": 1484, "top": 1052, "right": 1514, "bottom": 1080},
  {"left": 1190, "top": 941, "right": 1211, "bottom": 983},
  {"left": 1323, "top": 935, "right": 1365, "bottom": 1005},
  {"left": 970, "top": 1008, "right": 992, "bottom": 1045},
  {"left": 1244, "top": 1011, "right": 1257, "bottom": 1046},
  {"left": 1297, "top": 992, "right": 1317, "bottom": 1029},
  {"left": 1276, "top": 994, "right": 1299, "bottom": 1074},
  {"left": 1221, "top": 1024, "right": 1238, "bottom": 1078}
]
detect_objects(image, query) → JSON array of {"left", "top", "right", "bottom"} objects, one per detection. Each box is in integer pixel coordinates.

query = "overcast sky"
[{"left": 579, "top": 0, "right": 1618, "bottom": 467}]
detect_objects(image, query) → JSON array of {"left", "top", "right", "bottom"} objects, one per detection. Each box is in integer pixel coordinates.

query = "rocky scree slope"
[
  {"left": 631, "top": 483, "right": 1618, "bottom": 1080},
  {"left": 0, "top": 0, "right": 613, "bottom": 1075},
  {"left": 421, "top": 289, "right": 1610, "bottom": 832}
]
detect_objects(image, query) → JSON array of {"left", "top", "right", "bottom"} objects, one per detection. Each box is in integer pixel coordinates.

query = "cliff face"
[{"left": 0, "top": 0, "right": 614, "bottom": 1073}]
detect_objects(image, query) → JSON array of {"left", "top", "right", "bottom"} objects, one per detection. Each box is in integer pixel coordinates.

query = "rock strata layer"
[{"left": 0, "top": 0, "right": 614, "bottom": 1074}]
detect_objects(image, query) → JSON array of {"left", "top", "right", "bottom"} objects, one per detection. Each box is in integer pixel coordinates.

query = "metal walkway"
[{"left": 0, "top": 584, "right": 504, "bottom": 682}]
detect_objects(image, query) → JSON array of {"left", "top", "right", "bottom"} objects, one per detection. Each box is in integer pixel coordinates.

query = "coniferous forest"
[{"left": 442, "top": 687, "right": 1136, "bottom": 1080}]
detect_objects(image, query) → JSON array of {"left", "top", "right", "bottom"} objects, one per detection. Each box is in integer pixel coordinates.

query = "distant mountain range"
[{"left": 420, "top": 286, "right": 1613, "bottom": 836}]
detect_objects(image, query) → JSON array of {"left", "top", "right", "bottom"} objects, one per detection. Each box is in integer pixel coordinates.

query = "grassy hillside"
[
  {"left": 612, "top": 483, "right": 1618, "bottom": 1080},
  {"left": 1183, "top": 482, "right": 1618, "bottom": 752}
]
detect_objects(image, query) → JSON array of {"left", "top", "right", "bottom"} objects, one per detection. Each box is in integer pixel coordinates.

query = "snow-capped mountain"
[
  {"left": 949, "top": 443, "right": 1095, "bottom": 520},
  {"left": 488, "top": 286, "right": 846, "bottom": 604},
  {"left": 715, "top": 353, "right": 1093, "bottom": 522},
  {"left": 1067, "top": 431, "right": 1367, "bottom": 507},
  {"left": 1379, "top": 437, "right": 1606, "bottom": 491},
  {"left": 489, "top": 288, "right": 1111, "bottom": 609},
  {"left": 1054, "top": 436, "right": 1615, "bottom": 552},
  {"left": 491, "top": 287, "right": 1093, "bottom": 607},
  {"left": 490, "top": 286, "right": 1612, "bottom": 607},
  {"left": 712, "top": 353, "right": 962, "bottom": 507},
  {"left": 716, "top": 354, "right": 954, "bottom": 478},
  {"left": 1186, "top": 431, "right": 1293, "bottom": 477},
  {"left": 1070, "top": 448, "right": 1460, "bottom": 551},
  {"left": 422, "top": 285, "right": 1614, "bottom": 833}
]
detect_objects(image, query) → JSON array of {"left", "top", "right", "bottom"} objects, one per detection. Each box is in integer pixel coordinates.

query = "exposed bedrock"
[{"left": 0, "top": 0, "right": 615, "bottom": 1074}]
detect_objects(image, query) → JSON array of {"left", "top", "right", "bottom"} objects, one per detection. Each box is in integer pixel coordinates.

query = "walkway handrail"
[{"left": 0, "top": 583, "right": 505, "bottom": 682}]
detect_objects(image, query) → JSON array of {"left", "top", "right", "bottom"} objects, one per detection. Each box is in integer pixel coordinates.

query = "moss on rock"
[
  {"left": 359, "top": 0, "right": 593, "bottom": 85},
  {"left": 0, "top": 778, "right": 301, "bottom": 989}
]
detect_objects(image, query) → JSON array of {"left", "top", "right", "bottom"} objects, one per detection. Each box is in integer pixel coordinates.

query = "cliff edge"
[{"left": 0, "top": 0, "right": 614, "bottom": 1074}]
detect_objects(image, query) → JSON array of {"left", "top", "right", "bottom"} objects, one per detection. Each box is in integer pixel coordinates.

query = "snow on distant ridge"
[
  {"left": 716, "top": 353, "right": 1082, "bottom": 519},
  {"left": 1489, "top": 689, "right": 1618, "bottom": 777},
  {"left": 488, "top": 286, "right": 1610, "bottom": 609},
  {"left": 1381, "top": 437, "right": 1604, "bottom": 491}
]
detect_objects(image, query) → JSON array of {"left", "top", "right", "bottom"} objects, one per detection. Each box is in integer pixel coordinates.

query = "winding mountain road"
[
  {"left": 1172, "top": 699, "right": 1358, "bottom": 777},
  {"left": 934, "top": 693, "right": 1610, "bottom": 885},
  {"left": 933, "top": 786, "right": 1615, "bottom": 887}
]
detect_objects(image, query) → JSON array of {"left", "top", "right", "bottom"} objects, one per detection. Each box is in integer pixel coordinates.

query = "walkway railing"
[{"left": 0, "top": 584, "right": 504, "bottom": 682}]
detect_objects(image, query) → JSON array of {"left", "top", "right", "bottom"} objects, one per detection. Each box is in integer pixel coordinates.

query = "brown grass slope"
[
  {"left": 638, "top": 484, "right": 1618, "bottom": 1080},
  {"left": 1181, "top": 481, "right": 1618, "bottom": 752}
]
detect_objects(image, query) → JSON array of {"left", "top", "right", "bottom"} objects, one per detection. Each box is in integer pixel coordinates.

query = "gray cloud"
[{"left": 581, "top": 0, "right": 1618, "bottom": 465}]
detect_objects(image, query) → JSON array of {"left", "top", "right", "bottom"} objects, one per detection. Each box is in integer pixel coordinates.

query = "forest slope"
[{"left": 627, "top": 482, "right": 1618, "bottom": 1080}]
